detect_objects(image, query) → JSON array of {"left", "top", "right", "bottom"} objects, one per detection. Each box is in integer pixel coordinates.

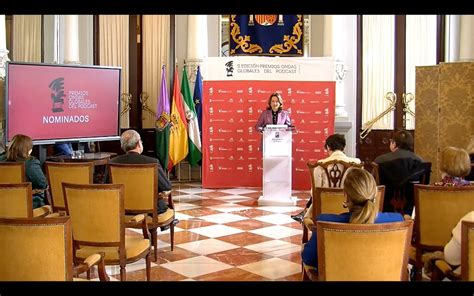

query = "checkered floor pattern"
[{"left": 84, "top": 182, "right": 309, "bottom": 281}]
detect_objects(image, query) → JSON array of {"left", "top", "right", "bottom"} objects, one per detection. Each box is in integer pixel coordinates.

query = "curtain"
[
  {"left": 12, "top": 15, "right": 41, "bottom": 62},
  {"left": 99, "top": 15, "right": 130, "bottom": 128},
  {"left": 362, "top": 15, "right": 395, "bottom": 130},
  {"left": 405, "top": 15, "right": 437, "bottom": 130},
  {"left": 142, "top": 15, "right": 170, "bottom": 129}
]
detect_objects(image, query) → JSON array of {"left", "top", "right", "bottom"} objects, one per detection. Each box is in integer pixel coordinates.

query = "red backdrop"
[{"left": 202, "top": 80, "right": 335, "bottom": 190}]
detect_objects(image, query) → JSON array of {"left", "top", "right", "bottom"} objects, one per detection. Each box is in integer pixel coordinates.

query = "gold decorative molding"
[
  {"left": 229, "top": 15, "right": 263, "bottom": 55},
  {"left": 120, "top": 93, "right": 132, "bottom": 116},
  {"left": 139, "top": 92, "right": 156, "bottom": 120},
  {"left": 269, "top": 15, "right": 303, "bottom": 55}
]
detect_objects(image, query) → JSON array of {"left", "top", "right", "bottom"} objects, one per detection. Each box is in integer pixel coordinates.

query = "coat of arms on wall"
[{"left": 229, "top": 15, "right": 304, "bottom": 57}]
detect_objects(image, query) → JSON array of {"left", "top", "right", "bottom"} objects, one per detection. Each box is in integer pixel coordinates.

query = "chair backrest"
[
  {"left": 307, "top": 159, "right": 363, "bottom": 189},
  {"left": 462, "top": 220, "right": 474, "bottom": 281},
  {"left": 312, "top": 185, "right": 385, "bottom": 218},
  {"left": 45, "top": 161, "right": 94, "bottom": 211},
  {"left": 0, "top": 216, "right": 73, "bottom": 281},
  {"left": 316, "top": 220, "right": 413, "bottom": 281},
  {"left": 370, "top": 162, "right": 381, "bottom": 185},
  {"left": 414, "top": 184, "right": 474, "bottom": 249},
  {"left": 108, "top": 163, "right": 158, "bottom": 217},
  {"left": 62, "top": 183, "right": 125, "bottom": 253},
  {"left": 0, "top": 162, "right": 26, "bottom": 183},
  {"left": 0, "top": 183, "right": 33, "bottom": 218}
]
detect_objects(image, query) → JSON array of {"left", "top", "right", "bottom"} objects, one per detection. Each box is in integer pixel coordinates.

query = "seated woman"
[
  {"left": 0, "top": 134, "right": 49, "bottom": 208},
  {"left": 301, "top": 168, "right": 404, "bottom": 269},
  {"left": 434, "top": 146, "right": 471, "bottom": 186}
]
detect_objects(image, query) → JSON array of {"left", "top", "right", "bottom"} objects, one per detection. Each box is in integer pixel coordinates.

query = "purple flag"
[{"left": 156, "top": 65, "right": 170, "bottom": 169}]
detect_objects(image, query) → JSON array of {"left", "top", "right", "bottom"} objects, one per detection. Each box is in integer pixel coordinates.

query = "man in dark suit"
[
  {"left": 374, "top": 130, "right": 428, "bottom": 215},
  {"left": 110, "top": 129, "right": 178, "bottom": 230}
]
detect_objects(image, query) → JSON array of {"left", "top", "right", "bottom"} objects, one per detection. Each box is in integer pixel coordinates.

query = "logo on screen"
[{"left": 49, "top": 78, "right": 65, "bottom": 113}]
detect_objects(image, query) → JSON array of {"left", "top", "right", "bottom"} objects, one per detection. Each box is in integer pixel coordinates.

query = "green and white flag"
[{"left": 181, "top": 68, "right": 202, "bottom": 166}]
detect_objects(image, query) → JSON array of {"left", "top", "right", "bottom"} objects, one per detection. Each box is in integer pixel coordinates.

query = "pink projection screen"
[{"left": 5, "top": 62, "right": 121, "bottom": 145}]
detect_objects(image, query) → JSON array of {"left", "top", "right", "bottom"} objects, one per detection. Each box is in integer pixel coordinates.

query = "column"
[
  {"left": 332, "top": 15, "right": 349, "bottom": 119},
  {"left": 446, "top": 15, "right": 460, "bottom": 62},
  {"left": 186, "top": 15, "right": 208, "bottom": 83},
  {"left": 0, "top": 15, "right": 10, "bottom": 153},
  {"left": 460, "top": 15, "right": 474, "bottom": 61},
  {"left": 63, "top": 15, "right": 80, "bottom": 64},
  {"left": 0, "top": 15, "right": 9, "bottom": 79}
]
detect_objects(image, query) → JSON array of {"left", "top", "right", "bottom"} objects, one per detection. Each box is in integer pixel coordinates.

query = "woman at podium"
[{"left": 255, "top": 92, "right": 292, "bottom": 132}]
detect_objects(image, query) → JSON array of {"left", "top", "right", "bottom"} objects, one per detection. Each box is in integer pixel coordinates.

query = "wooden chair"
[
  {"left": 0, "top": 216, "right": 109, "bottom": 281},
  {"left": 108, "top": 163, "right": 176, "bottom": 261},
  {"left": 307, "top": 159, "right": 364, "bottom": 189},
  {"left": 0, "top": 162, "right": 25, "bottom": 183},
  {"left": 432, "top": 220, "right": 474, "bottom": 281},
  {"left": 410, "top": 185, "right": 474, "bottom": 281},
  {"left": 302, "top": 160, "right": 365, "bottom": 244},
  {"left": 45, "top": 161, "right": 94, "bottom": 213},
  {"left": 62, "top": 182, "right": 151, "bottom": 281},
  {"left": 304, "top": 220, "right": 413, "bottom": 281},
  {"left": 0, "top": 182, "right": 52, "bottom": 218}
]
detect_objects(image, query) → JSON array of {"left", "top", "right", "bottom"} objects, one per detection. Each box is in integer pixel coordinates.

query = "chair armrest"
[
  {"left": 167, "top": 192, "right": 174, "bottom": 209},
  {"left": 301, "top": 218, "right": 314, "bottom": 244},
  {"left": 433, "top": 259, "right": 461, "bottom": 281},
  {"left": 73, "top": 252, "right": 110, "bottom": 281},
  {"left": 45, "top": 212, "right": 64, "bottom": 218},
  {"left": 129, "top": 214, "right": 145, "bottom": 223},
  {"left": 126, "top": 214, "right": 150, "bottom": 239}
]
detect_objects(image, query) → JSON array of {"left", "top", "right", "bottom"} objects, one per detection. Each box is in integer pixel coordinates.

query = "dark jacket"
[{"left": 375, "top": 153, "right": 430, "bottom": 215}]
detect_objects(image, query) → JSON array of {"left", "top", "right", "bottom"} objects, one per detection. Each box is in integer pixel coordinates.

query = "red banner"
[{"left": 202, "top": 80, "right": 335, "bottom": 190}]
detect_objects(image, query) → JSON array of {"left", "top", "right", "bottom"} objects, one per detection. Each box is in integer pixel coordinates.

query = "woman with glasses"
[{"left": 301, "top": 168, "right": 404, "bottom": 269}]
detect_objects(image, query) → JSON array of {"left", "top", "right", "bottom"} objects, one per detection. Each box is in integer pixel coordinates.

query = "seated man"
[
  {"left": 374, "top": 130, "right": 427, "bottom": 216},
  {"left": 109, "top": 129, "right": 178, "bottom": 231}
]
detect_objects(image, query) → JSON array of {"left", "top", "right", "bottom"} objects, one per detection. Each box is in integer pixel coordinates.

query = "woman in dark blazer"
[{"left": 255, "top": 92, "right": 292, "bottom": 132}]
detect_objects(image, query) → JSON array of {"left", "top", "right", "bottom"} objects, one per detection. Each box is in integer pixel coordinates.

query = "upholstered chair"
[
  {"left": 301, "top": 185, "right": 385, "bottom": 280},
  {"left": 45, "top": 161, "right": 94, "bottom": 213},
  {"left": 0, "top": 182, "right": 52, "bottom": 218},
  {"left": 0, "top": 216, "right": 109, "bottom": 281},
  {"left": 62, "top": 182, "right": 151, "bottom": 281},
  {"left": 108, "top": 163, "right": 176, "bottom": 261},
  {"left": 410, "top": 185, "right": 474, "bottom": 280},
  {"left": 302, "top": 160, "right": 366, "bottom": 244},
  {"left": 0, "top": 162, "right": 26, "bottom": 183},
  {"left": 303, "top": 220, "right": 413, "bottom": 281}
]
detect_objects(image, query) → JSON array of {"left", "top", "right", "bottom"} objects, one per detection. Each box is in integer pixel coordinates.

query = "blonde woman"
[
  {"left": 434, "top": 146, "right": 471, "bottom": 186},
  {"left": 301, "top": 168, "right": 404, "bottom": 269}
]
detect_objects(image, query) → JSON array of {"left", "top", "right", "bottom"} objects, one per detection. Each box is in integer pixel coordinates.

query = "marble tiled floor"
[{"left": 87, "top": 181, "right": 309, "bottom": 281}]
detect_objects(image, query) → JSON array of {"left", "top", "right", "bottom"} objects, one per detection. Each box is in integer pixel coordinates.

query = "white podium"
[{"left": 258, "top": 125, "right": 297, "bottom": 206}]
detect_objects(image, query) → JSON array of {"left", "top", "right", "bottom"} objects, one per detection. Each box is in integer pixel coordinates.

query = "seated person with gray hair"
[{"left": 109, "top": 129, "right": 178, "bottom": 231}]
